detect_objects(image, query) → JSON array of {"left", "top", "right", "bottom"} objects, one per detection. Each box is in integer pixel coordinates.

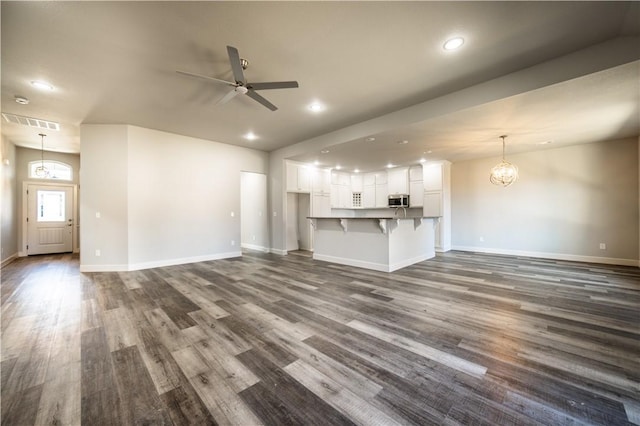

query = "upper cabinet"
[
  {"left": 387, "top": 167, "right": 409, "bottom": 195},
  {"left": 312, "top": 168, "right": 331, "bottom": 194},
  {"left": 351, "top": 174, "right": 363, "bottom": 192},
  {"left": 330, "top": 171, "right": 351, "bottom": 208},
  {"left": 286, "top": 161, "right": 311, "bottom": 193},
  {"left": 408, "top": 165, "right": 424, "bottom": 207},
  {"left": 423, "top": 163, "right": 444, "bottom": 192}
]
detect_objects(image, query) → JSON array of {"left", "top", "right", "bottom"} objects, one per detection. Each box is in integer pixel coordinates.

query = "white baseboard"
[
  {"left": 79, "top": 263, "right": 130, "bottom": 272},
  {"left": 451, "top": 245, "right": 639, "bottom": 267},
  {"left": 79, "top": 251, "right": 243, "bottom": 272},
  {"left": 270, "top": 248, "right": 288, "bottom": 256},
  {"left": 241, "top": 243, "right": 270, "bottom": 253},
  {"left": 313, "top": 253, "right": 391, "bottom": 272},
  {"left": 389, "top": 252, "right": 435, "bottom": 272},
  {"left": 1, "top": 253, "right": 19, "bottom": 268}
]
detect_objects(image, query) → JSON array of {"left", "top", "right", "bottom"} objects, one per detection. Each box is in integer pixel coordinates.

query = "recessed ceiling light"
[
  {"left": 443, "top": 37, "right": 464, "bottom": 51},
  {"left": 423, "top": 150, "right": 432, "bottom": 154},
  {"left": 335, "top": 165, "right": 342, "bottom": 170},
  {"left": 14, "top": 96, "right": 29, "bottom": 105},
  {"left": 31, "top": 80, "right": 54, "bottom": 91},
  {"left": 386, "top": 163, "right": 395, "bottom": 169},
  {"left": 354, "top": 169, "right": 360, "bottom": 173},
  {"left": 320, "top": 149, "right": 330, "bottom": 154},
  {"left": 308, "top": 102, "right": 325, "bottom": 112},
  {"left": 419, "top": 158, "right": 426, "bottom": 163},
  {"left": 397, "top": 140, "right": 409, "bottom": 145},
  {"left": 314, "top": 160, "right": 320, "bottom": 166},
  {"left": 244, "top": 131, "right": 257, "bottom": 140},
  {"left": 365, "top": 137, "right": 376, "bottom": 142},
  {"left": 537, "top": 140, "right": 553, "bottom": 145}
]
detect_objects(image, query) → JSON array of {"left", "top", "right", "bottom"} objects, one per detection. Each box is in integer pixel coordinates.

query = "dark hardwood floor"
[{"left": 1, "top": 250, "right": 639, "bottom": 425}]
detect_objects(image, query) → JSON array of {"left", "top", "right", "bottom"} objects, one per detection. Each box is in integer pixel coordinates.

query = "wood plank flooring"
[{"left": 1, "top": 250, "right": 639, "bottom": 425}]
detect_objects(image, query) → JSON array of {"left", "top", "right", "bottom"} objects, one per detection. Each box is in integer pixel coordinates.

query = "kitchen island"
[{"left": 308, "top": 216, "right": 437, "bottom": 272}]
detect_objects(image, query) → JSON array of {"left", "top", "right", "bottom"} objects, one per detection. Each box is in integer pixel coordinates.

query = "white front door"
[{"left": 27, "top": 184, "right": 74, "bottom": 255}]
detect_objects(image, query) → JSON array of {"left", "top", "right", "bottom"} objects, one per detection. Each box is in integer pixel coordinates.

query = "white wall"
[
  {"left": 80, "top": 125, "right": 129, "bottom": 269},
  {"left": 80, "top": 124, "right": 268, "bottom": 271},
  {"left": 241, "top": 171, "right": 269, "bottom": 252},
  {"left": 1, "top": 136, "right": 18, "bottom": 265},
  {"left": 451, "top": 137, "right": 639, "bottom": 265}
]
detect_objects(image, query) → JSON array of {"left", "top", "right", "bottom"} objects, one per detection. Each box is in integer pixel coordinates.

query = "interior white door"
[{"left": 27, "top": 184, "right": 73, "bottom": 255}]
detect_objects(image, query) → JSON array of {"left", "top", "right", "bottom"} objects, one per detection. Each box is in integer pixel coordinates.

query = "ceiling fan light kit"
[
  {"left": 177, "top": 45, "right": 299, "bottom": 112},
  {"left": 490, "top": 135, "right": 518, "bottom": 187}
]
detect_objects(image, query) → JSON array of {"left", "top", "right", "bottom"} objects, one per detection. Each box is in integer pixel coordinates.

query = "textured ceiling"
[{"left": 1, "top": 1, "right": 639, "bottom": 170}]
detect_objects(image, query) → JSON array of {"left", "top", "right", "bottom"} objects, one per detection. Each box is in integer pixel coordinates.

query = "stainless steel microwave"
[{"left": 388, "top": 194, "right": 409, "bottom": 208}]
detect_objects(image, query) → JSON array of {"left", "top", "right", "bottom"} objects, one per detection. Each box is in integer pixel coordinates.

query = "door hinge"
[
  {"left": 26, "top": 217, "right": 29, "bottom": 222},
  {"left": 26, "top": 245, "right": 29, "bottom": 250}
]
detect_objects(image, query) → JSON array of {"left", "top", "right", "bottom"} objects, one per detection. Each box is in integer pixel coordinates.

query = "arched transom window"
[{"left": 28, "top": 160, "right": 73, "bottom": 181}]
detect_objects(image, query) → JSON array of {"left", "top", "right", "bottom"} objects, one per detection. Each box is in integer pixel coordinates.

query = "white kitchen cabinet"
[
  {"left": 409, "top": 180, "right": 424, "bottom": 207},
  {"left": 422, "top": 161, "right": 451, "bottom": 252},
  {"left": 375, "top": 183, "right": 388, "bottom": 207},
  {"left": 312, "top": 168, "right": 331, "bottom": 194},
  {"left": 331, "top": 171, "right": 350, "bottom": 186},
  {"left": 330, "top": 171, "right": 351, "bottom": 208},
  {"left": 387, "top": 167, "right": 409, "bottom": 195},
  {"left": 286, "top": 162, "right": 311, "bottom": 193},
  {"left": 408, "top": 166, "right": 423, "bottom": 207},
  {"left": 341, "top": 185, "right": 351, "bottom": 208},
  {"left": 312, "top": 193, "right": 331, "bottom": 217},
  {"left": 423, "top": 163, "right": 443, "bottom": 192},
  {"left": 363, "top": 184, "right": 376, "bottom": 208},
  {"left": 423, "top": 191, "right": 442, "bottom": 216},
  {"left": 363, "top": 172, "right": 376, "bottom": 186},
  {"left": 409, "top": 165, "right": 423, "bottom": 182},
  {"left": 351, "top": 174, "right": 363, "bottom": 192}
]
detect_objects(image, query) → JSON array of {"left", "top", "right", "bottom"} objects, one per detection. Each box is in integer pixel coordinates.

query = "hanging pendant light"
[
  {"left": 35, "top": 133, "right": 49, "bottom": 178},
  {"left": 489, "top": 135, "right": 518, "bottom": 187}
]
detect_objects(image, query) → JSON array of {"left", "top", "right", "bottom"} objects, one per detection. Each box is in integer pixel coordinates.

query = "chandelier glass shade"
[
  {"left": 490, "top": 135, "right": 518, "bottom": 187},
  {"left": 35, "top": 133, "right": 49, "bottom": 178}
]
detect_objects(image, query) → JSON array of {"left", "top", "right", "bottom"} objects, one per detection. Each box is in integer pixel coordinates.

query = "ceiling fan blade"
[
  {"left": 176, "top": 70, "right": 235, "bottom": 86},
  {"left": 249, "top": 81, "right": 299, "bottom": 91},
  {"left": 246, "top": 90, "right": 277, "bottom": 111},
  {"left": 217, "top": 88, "right": 241, "bottom": 105},
  {"left": 227, "top": 45, "right": 246, "bottom": 85}
]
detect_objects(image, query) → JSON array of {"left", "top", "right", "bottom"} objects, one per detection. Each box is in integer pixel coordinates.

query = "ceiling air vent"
[{"left": 1, "top": 113, "right": 60, "bottom": 131}]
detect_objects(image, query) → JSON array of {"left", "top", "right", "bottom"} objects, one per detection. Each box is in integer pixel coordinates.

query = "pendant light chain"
[{"left": 35, "top": 133, "right": 49, "bottom": 178}]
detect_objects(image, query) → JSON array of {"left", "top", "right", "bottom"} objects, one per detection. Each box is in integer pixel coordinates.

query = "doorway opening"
[
  {"left": 240, "top": 172, "right": 269, "bottom": 253},
  {"left": 286, "top": 192, "right": 313, "bottom": 253}
]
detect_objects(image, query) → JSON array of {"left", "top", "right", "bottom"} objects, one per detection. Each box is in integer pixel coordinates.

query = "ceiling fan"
[{"left": 177, "top": 45, "right": 299, "bottom": 111}]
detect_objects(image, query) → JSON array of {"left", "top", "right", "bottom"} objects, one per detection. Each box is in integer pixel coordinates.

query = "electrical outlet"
[
  {"left": 95, "top": 249, "right": 101, "bottom": 256},
  {"left": 230, "top": 211, "right": 235, "bottom": 217},
  {"left": 231, "top": 240, "right": 235, "bottom": 246},
  {"left": 599, "top": 243, "right": 606, "bottom": 250},
  {"left": 252, "top": 235, "right": 256, "bottom": 241},
  {"left": 273, "top": 211, "right": 277, "bottom": 217},
  {"left": 479, "top": 236, "right": 484, "bottom": 242}
]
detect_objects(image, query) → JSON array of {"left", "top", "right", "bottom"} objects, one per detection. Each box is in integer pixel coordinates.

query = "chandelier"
[
  {"left": 490, "top": 135, "right": 518, "bottom": 187},
  {"left": 35, "top": 133, "right": 49, "bottom": 178}
]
